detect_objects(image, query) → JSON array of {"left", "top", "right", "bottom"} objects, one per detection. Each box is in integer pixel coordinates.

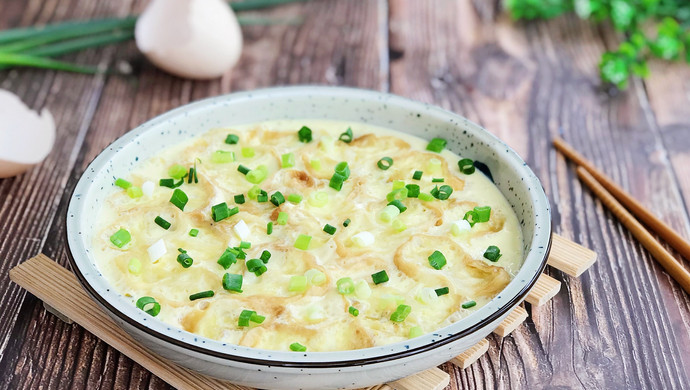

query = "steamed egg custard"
[{"left": 95, "top": 120, "right": 523, "bottom": 352}]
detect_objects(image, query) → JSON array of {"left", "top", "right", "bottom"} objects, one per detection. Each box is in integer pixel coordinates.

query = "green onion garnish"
[
  {"left": 211, "top": 150, "right": 235, "bottom": 164},
  {"left": 405, "top": 184, "right": 420, "bottom": 198},
  {"left": 339, "top": 127, "right": 353, "bottom": 143},
  {"left": 379, "top": 205, "right": 400, "bottom": 223},
  {"left": 246, "top": 258, "right": 267, "bottom": 276},
  {"left": 239, "top": 241, "right": 251, "bottom": 249},
  {"left": 270, "top": 191, "right": 285, "bottom": 206},
  {"left": 127, "top": 186, "right": 143, "bottom": 198},
  {"left": 288, "top": 275, "right": 308, "bottom": 292},
  {"left": 329, "top": 172, "right": 346, "bottom": 191},
  {"left": 189, "top": 290, "right": 214, "bottom": 301},
  {"left": 392, "top": 180, "right": 405, "bottom": 190},
  {"left": 387, "top": 199, "right": 407, "bottom": 213},
  {"left": 430, "top": 185, "right": 453, "bottom": 200},
  {"left": 247, "top": 185, "right": 261, "bottom": 200},
  {"left": 238, "top": 309, "right": 264, "bottom": 327},
  {"left": 418, "top": 193, "right": 434, "bottom": 201},
  {"left": 336, "top": 277, "right": 355, "bottom": 294},
  {"left": 233, "top": 194, "right": 246, "bottom": 204},
  {"left": 392, "top": 219, "right": 407, "bottom": 232},
  {"left": 474, "top": 206, "right": 491, "bottom": 222},
  {"left": 154, "top": 216, "right": 171, "bottom": 230},
  {"left": 281, "top": 152, "right": 295, "bottom": 168},
  {"left": 348, "top": 306, "right": 359, "bottom": 316},
  {"left": 159, "top": 178, "right": 175, "bottom": 188},
  {"left": 390, "top": 304, "right": 411, "bottom": 322},
  {"left": 428, "top": 250, "right": 446, "bottom": 270},
  {"left": 222, "top": 273, "right": 243, "bottom": 292},
  {"left": 335, "top": 161, "right": 350, "bottom": 180},
  {"left": 168, "top": 164, "right": 187, "bottom": 179},
  {"left": 435, "top": 287, "right": 449, "bottom": 296},
  {"left": 267, "top": 222, "right": 273, "bottom": 235},
  {"left": 115, "top": 178, "right": 131, "bottom": 189},
  {"left": 298, "top": 126, "right": 312, "bottom": 143},
  {"left": 458, "top": 158, "right": 475, "bottom": 174},
  {"left": 217, "top": 248, "right": 238, "bottom": 269},
  {"left": 310, "top": 158, "right": 321, "bottom": 170},
  {"left": 277, "top": 211, "right": 288, "bottom": 225},
  {"left": 128, "top": 258, "right": 141, "bottom": 275},
  {"left": 426, "top": 137, "right": 447, "bottom": 153},
  {"left": 109, "top": 228, "right": 131, "bottom": 248},
  {"left": 211, "top": 202, "right": 230, "bottom": 222},
  {"left": 247, "top": 165, "right": 268, "bottom": 184},
  {"left": 187, "top": 167, "right": 194, "bottom": 184},
  {"left": 294, "top": 234, "right": 311, "bottom": 250},
  {"left": 371, "top": 270, "right": 389, "bottom": 285},
  {"left": 386, "top": 188, "right": 408, "bottom": 202},
  {"left": 462, "top": 300, "right": 477, "bottom": 309},
  {"left": 305, "top": 269, "right": 326, "bottom": 285},
  {"left": 136, "top": 296, "right": 160, "bottom": 317},
  {"left": 177, "top": 249, "right": 193, "bottom": 268},
  {"left": 169, "top": 189, "right": 188, "bottom": 211},
  {"left": 241, "top": 147, "right": 255, "bottom": 158},
  {"left": 189, "top": 228, "right": 199, "bottom": 237},
  {"left": 257, "top": 193, "right": 268, "bottom": 203},
  {"left": 290, "top": 342, "right": 307, "bottom": 352},
  {"left": 412, "top": 170, "right": 423, "bottom": 180},
  {"left": 287, "top": 193, "right": 303, "bottom": 203},
  {"left": 409, "top": 326, "right": 423, "bottom": 338},
  {"left": 377, "top": 157, "right": 393, "bottom": 170},
  {"left": 225, "top": 134, "right": 239, "bottom": 144},
  {"left": 237, "top": 164, "right": 251, "bottom": 175},
  {"left": 323, "top": 224, "right": 336, "bottom": 235},
  {"left": 483, "top": 245, "right": 502, "bottom": 262},
  {"left": 343, "top": 218, "right": 351, "bottom": 227},
  {"left": 260, "top": 250, "right": 271, "bottom": 263},
  {"left": 432, "top": 177, "right": 445, "bottom": 183}
]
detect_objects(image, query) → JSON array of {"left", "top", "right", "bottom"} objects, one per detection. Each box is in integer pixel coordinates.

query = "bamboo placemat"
[{"left": 9, "top": 233, "right": 596, "bottom": 390}]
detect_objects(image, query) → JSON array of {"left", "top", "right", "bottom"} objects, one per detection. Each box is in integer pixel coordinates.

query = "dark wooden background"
[{"left": 1, "top": 0, "right": 689, "bottom": 389}]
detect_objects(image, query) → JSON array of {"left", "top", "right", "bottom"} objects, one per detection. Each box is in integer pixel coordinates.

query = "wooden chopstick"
[
  {"left": 577, "top": 167, "right": 690, "bottom": 294},
  {"left": 554, "top": 136, "right": 690, "bottom": 261}
]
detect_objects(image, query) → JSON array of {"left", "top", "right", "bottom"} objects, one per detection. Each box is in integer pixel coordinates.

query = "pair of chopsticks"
[{"left": 553, "top": 137, "right": 690, "bottom": 294}]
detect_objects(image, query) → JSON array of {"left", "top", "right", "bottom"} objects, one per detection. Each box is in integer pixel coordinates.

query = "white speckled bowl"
[{"left": 65, "top": 86, "right": 551, "bottom": 389}]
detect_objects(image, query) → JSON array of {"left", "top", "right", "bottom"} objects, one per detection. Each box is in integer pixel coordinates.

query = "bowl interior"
[{"left": 66, "top": 86, "right": 551, "bottom": 365}]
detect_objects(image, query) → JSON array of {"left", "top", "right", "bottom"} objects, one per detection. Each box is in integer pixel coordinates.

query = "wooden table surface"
[{"left": 1, "top": 1, "right": 689, "bottom": 389}]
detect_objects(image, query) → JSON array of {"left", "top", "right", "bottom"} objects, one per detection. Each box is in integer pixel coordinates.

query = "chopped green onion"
[
  {"left": 294, "top": 234, "right": 311, "bottom": 250},
  {"left": 392, "top": 219, "right": 407, "bottom": 232},
  {"left": 177, "top": 250, "right": 193, "bottom": 268},
  {"left": 335, "top": 162, "right": 350, "bottom": 180},
  {"left": 409, "top": 326, "right": 423, "bottom": 338},
  {"left": 211, "top": 150, "right": 235, "bottom": 163},
  {"left": 154, "top": 216, "right": 171, "bottom": 230},
  {"left": 270, "top": 191, "right": 285, "bottom": 206},
  {"left": 277, "top": 211, "right": 288, "bottom": 225},
  {"left": 343, "top": 218, "right": 351, "bottom": 227},
  {"left": 435, "top": 287, "right": 449, "bottom": 296},
  {"left": 430, "top": 185, "right": 453, "bottom": 200},
  {"left": 225, "top": 134, "right": 239, "bottom": 144},
  {"left": 348, "top": 306, "right": 359, "bottom": 316},
  {"left": 169, "top": 189, "right": 188, "bottom": 211},
  {"left": 390, "top": 304, "right": 411, "bottom": 322},
  {"left": 377, "top": 157, "right": 393, "bottom": 170},
  {"left": 238, "top": 309, "right": 264, "bottom": 327},
  {"left": 128, "top": 258, "right": 141, "bottom": 275},
  {"left": 288, "top": 275, "right": 308, "bottom": 292},
  {"left": 241, "top": 147, "right": 255, "bottom": 158},
  {"left": 483, "top": 245, "right": 502, "bottom": 262},
  {"left": 329, "top": 172, "right": 346, "bottom": 191},
  {"left": 246, "top": 258, "right": 267, "bottom": 276},
  {"left": 189, "top": 228, "right": 199, "bottom": 237},
  {"left": 426, "top": 137, "right": 447, "bottom": 153},
  {"left": 427, "top": 158, "right": 442, "bottom": 173},
  {"left": 233, "top": 194, "right": 245, "bottom": 204},
  {"left": 298, "top": 126, "right": 312, "bottom": 143},
  {"left": 239, "top": 241, "right": 251, "bottom": 249},
  {"left": 257, "top": 193, "right": 268, "bottom": 203},
  {"left": 428, "top": 250, "right": 446, "bottom": 270},
  {"left": 247, "top": 165, "right": 268, "bottom": 184},
  {"left": 474, "top": 206, "right": 491, "bottom": 222},
  {"left": 159, "top": 178, "right": 175, "bottom": 188},
  {"left": 418, "top": 193, "right": 434, "bottom": 202},
  {"left": 211, "top": 202, "right": 230, "bottom": 222},
  {"left": 458, "top": 158, "right": 475, "bottom": 174},
  {"left": 231, "top": 247, "right": 246, "bottom": 260},
  {"left": 379, "top": 205, "right": 400, "bottom": 222},
  {"left": 432, "top": 177, "right": 445, "bottom": 183},
  {"left": 237, "top": 164, "right": 251, "bottom": 175},
  {"left": 323, "top": 224, "right": 336, "bottom": 235},
  {"left": 371, "top": 270, "right": 389, "bottom": 285},
  {"left": 287, "top": 193, "right": 303, "bottom": 203},
  {"left": 281, "top": 152, "right": 295, "bottom": 168},
  {"left": 387, "top": 199, "right": 407, "bottom": 213},
  {"left": 115, "top": 178, "right": 131, "bottom": 189},
  {"left": 412, "top": 170, "right": 423, "bottom": 180},
  {"left": 309, "top": 191, "right": 330, "bottom": 207},
  {"left": 189, "top": 290, "right": 215, "bottom": 301},
  {"left": 354, "top": 279, "right": 371, "bottom": 299},
  {"left": 386, "top": 188, "right": 408, "bottom": 202},
  {"left": 416, "top": 288, "right": 438, "bottom": 305},
  {"left": 247, "top": 185, "right": 261, "bottom": 200},
  {"left": 310, "top": 158, "right": 321, "bottom": 170},
  {"left": 260, "top": 250, "right": 271, "bottom": 263},
  {"left": 127, "top": 186, "right": 143, "bottom": 198},
  {"left": 187, "top": 167, "right": 194, "bottom": 184},
  {"left": 462, "top": 300, "right": 477, "bottom": 309},
  {"left": 392, "top": 180, "right": 406, "bottom": 190},
  {"left": 405, "top": 184, "right": 420, "bottom": 198},
  {"left": 217, "top": 248, "right": 238, "bottom": 269},
  {"left": 222, "top": 273, "right": 243, "bottom": 292},
  {"left": 136, "top": 296, "right": 160, "bottom": 317},
  {"left": 266, "top": 221, "right": 273, "bottom": 235},
  {"left": 168, "top": 164, "right": 187, "bottom": 179},
  {"left": 249, "top": 312, "right": 265, "bottom": 323},
  {"left": 336, "top": 277, "right": 355, "bottom": 294},
  {"left": 305, "top": 269, "right": 326, "bottom": 285},
  {"left": 339, "top": 127, "right": 353, "bottom": 143},
  {"left": 290, "top": 342, "right": 307, "bottom": 352},
  {"left": 109, "top": 228, "right": 131, "bottom": 248}
]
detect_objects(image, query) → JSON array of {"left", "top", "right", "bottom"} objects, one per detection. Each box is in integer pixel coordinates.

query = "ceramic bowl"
[{"left": 65, "top": 86, "right": 551, "bottom": 389}]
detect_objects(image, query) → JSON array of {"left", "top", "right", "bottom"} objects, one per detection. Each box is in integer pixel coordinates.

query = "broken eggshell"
[
  {"left": 135, "top": 0, "right": 243, "bottom": 80},
  {"left": 0, "top": 89, "right": 55, "bottom": 178}
]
